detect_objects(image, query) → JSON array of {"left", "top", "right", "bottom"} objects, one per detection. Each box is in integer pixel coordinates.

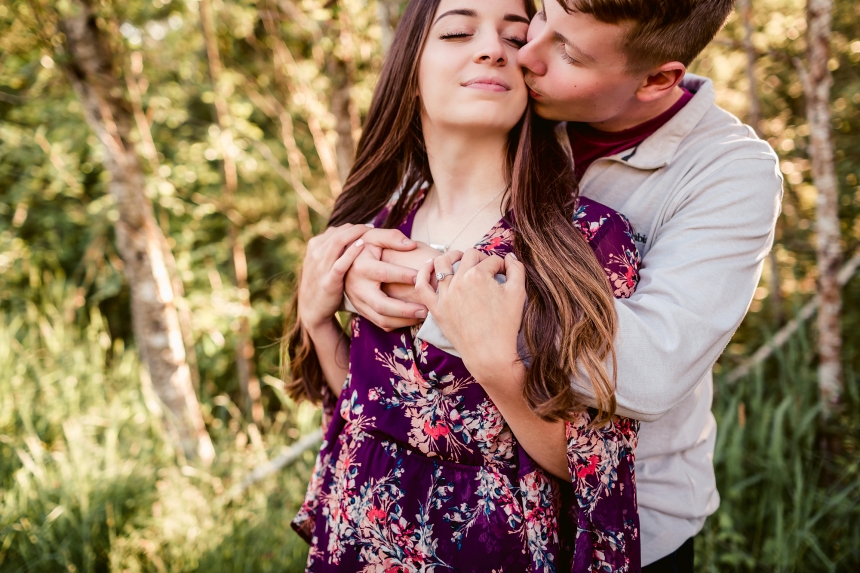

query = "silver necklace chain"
[{"left": 425, "top": 187, "right": 505, "bottom": 253}]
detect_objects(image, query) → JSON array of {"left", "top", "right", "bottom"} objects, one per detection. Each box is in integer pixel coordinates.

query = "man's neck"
[{"left": 586, "top": 85, "right": 686, "bottom": 133}]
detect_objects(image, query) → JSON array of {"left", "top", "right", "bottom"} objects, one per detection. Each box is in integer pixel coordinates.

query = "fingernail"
[
  {"left": 365, "top": 223, "right": 374, "bottom": 228},
  {"left": 354, "top": 239, "right": 364, "bottom": 247},
  {"left": 411, "top": 276, "right": 417, "bottom": 285},
  {"left": 425, "top": 258, "right": 434, "bottom": 264},
  {"left": 415, "top": 310, "right": 426, "bottom": 319},
  {"left": 402, "top": 238, "right": 414, "bottom": 245},
  {"left": 509, "top": 252, "right": 518, "bottom": 260}
]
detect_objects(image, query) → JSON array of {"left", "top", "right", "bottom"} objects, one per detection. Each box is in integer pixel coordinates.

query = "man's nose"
[{"left": 516, "top": 38, "right": 546, "bottom": 76}]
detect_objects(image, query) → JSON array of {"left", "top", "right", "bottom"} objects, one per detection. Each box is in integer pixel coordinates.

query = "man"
[{"left": 342, "top": 0, "right": 783, "bottom": 570}]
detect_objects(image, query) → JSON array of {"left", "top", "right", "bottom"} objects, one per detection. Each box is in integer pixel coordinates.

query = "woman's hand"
[
  {"left": 414, "top": 248, "right": 526, "bottom": 381},
  {"left": 415, "top": 248, "right": 570, "bottom": 480},
  {"left": 298, "top": 224, "right": 372, "bottom": 332}
]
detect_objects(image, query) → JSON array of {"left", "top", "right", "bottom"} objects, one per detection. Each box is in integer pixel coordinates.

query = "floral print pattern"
[{"left": 293, "top": 194, "right": 642, "bottom": 572}]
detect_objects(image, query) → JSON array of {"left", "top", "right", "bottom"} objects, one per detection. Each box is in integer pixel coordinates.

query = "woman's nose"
[{"left": 474, "top": 34, "right": 507, "bottom": 65}]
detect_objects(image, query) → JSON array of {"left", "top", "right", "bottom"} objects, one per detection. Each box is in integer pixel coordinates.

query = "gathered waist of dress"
[{"left": 359, "top": 428, "right": 520, "bottom": 477}]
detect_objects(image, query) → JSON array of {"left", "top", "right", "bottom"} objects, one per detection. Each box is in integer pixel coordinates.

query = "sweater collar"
[
  {"left": 558, "top": 75, "right": 715, "bottom": 171},
  {"left": 613, "top": 74, "right": 715, "bottom": 170}
]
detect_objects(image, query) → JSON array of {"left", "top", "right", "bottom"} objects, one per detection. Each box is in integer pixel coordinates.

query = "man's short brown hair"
[{"left": 559, "top": 0, "right": 734, "bottom": 73}]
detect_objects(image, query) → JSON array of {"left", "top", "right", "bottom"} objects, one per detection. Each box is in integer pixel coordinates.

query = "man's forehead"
[{"left": 542, "top": 0, "right": 630, "bottom": 62}]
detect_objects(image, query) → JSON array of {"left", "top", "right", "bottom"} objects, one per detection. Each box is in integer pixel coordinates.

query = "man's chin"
[{"left": 530, "top": 100, "right": 567, "bottom": 122}]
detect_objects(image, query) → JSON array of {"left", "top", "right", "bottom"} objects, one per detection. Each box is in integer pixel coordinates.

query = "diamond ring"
[{"left": 435, "top": 271, "right": 454, "bottom": 282}]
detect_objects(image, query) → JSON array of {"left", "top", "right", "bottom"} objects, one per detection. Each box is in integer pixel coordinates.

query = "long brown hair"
[{"left": 283, "top": 0, "right": 618, "bottom": 424}]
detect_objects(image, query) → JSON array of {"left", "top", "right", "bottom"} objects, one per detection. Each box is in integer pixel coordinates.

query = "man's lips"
[
  {"left": 526, "top": 83, "right": 542, "bottom": 99},
  {"left": 462, "top": 77, "right": 511, "bottom": 92}
]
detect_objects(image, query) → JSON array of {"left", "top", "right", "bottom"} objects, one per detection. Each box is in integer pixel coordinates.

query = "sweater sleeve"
[{"left": 578, "top": 156, "right": 783, "bottom": 421}]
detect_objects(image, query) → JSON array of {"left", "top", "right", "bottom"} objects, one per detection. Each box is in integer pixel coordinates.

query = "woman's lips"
[{"left": 462, "top": 77, "right": 510, "bottom": 92}]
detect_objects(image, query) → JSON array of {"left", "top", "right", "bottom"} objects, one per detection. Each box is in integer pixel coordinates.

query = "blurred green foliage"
[{"left": 0, "top": 0, "right": 859, "bottom": 570}]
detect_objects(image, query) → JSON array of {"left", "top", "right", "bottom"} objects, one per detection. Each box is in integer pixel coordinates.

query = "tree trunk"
[
  {"left": 325, "top": 3, "right": 359, "bottom": 185},
  {"left": 126, "top": 55, "right": 202, "bottom": 392},
  {"left": 377, "top": 0, "right": 394, "bottom": 54},
  {"left": 58, "top": 1, "right": 214, "bottom": 462},
  {"left": 802, "top": 0, "right": 842, "bottom": 416},
  {"left": 199, "top": 0, "right": 264, "bottom": 426},
  {"left": 738, "top": 0, "right": 761, "bottom": 135}
]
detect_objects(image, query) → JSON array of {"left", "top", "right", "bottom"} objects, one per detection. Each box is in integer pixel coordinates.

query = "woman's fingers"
[
  {"left": 458, "top": 248, "right": 487, "bottom": 273},
  {"left": 503, "top": 252, "right": 526, "bottom": 290},
  {"left": 432, "top": 250, "right": 463, "bottom": 294},
  {"left": 475, "top": 252, "right": 507, "bottom": 277},
  {"left": 414, "top": 258, "right": 438, "bottom": 310}
]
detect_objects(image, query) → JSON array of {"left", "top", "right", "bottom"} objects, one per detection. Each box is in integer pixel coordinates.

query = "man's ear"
[{"left": 635, "top": 62, "right": 686, "bottom": 103}]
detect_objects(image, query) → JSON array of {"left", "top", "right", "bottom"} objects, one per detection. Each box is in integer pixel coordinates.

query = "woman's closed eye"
[{"left": 439, "top": 31, "right": 527, "bottom": 48}]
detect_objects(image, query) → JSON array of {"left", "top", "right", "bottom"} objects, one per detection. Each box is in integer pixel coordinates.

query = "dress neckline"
[{"left": 400, "top": 188, "right": 512, "bottom": 253}]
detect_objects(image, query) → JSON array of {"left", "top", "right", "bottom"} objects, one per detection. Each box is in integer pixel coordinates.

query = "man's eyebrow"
[{"left": 554, "top": 31, "right": 597, "bottom": 63}]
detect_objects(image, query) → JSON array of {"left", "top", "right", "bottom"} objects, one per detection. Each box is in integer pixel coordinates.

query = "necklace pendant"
[{"left": 429, "top": 243, "right": 448, "bottom": 253}]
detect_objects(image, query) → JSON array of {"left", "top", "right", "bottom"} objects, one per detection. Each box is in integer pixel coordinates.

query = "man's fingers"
[
  {"left": 329, "top": 238, "right": 366, "bottom": 279},
  {"left": 358, "top": 259, "right": 419, "bottom": 285},
  {"left": 364, "top": 289, "right": 427, "bottom": 320},
  {"left": 362, "top": 228, "right": 417, "bottom": 251},
  {"left": 321, "top": 224, "right": 370, "bottom": 267}
]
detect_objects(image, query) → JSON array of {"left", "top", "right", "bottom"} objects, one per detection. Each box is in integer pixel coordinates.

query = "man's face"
[{"left": 516, "top": 1, "right": 644, "bottom": 127}]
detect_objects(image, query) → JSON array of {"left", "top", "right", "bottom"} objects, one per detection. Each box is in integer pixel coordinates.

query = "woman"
[{"left": 284, "top": 0, "right": 641, "bottom": 570}]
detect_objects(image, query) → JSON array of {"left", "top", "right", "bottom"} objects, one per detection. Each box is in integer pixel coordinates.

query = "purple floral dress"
[{"left": 293, "top": 194, "right": 642, "bottom": 572}]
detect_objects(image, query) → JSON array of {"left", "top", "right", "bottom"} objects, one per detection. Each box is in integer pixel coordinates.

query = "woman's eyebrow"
[
  {"left": 433, "top": 9, "right": 477, "bottom": 26},
  {"left": 433, "top": 9, "right": 530, "bottom": 26},
  {"left": 504, "top": 14, "right": 531, "bottom": 24}
]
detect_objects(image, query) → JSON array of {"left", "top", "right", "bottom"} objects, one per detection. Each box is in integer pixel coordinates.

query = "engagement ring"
[{"left": 435, "top": 271, "right": 453, "bottom": 282}]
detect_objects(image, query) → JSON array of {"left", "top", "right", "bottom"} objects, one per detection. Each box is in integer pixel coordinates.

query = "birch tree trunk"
[
  {"left": 801, "top": 0, "right": 842, "bottom": 416},
  {"left": 58, "top": 0, "right": 214, "bottom": 462},
  {"left": 325, "top": 2, "right": 359, "bottom": 186},
  {"left": 199, "top": 0, "right": 264, "bottom": 425},
  {"left": 738, "top": 0, "right": 784, "bottom": 325}
]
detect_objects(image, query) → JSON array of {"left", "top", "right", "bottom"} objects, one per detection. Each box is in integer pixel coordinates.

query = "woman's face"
[{"left": 418, "top": 0, "right": 530, "bottom": 136}]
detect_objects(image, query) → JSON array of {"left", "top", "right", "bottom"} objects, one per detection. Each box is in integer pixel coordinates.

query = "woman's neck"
[{"left": 422, "top": 122, "right": 509, "bottom": 214}]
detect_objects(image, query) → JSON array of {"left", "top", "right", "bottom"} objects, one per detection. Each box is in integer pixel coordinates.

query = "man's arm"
[
  {"left": 578, "top": 156, "right": 783, "bottom": 420},
  {"left": 419, "top": 157, "right": 783, "bottom": 421}
]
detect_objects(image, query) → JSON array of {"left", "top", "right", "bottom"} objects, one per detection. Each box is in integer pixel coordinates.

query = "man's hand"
[
  {"left": 298, "top": 224, "right": 371, "bottom": 331},
  {"left": 343, "top": 228, "right": 429, "bottom": 331}
]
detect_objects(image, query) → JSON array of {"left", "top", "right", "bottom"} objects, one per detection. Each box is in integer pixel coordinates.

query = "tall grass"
[
  {"left": 2, "top": 280, "right": 859, "bottom": 572},
  {"left": 698, "top": 318, "right": 860, "bottom": 572},
  {"left": 0, "top": 281, "right": 315, "bottom": 572}
]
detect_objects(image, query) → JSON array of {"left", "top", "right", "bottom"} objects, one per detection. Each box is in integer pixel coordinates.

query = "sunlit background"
[{"left": 0, "top": 0, "right": 858, "bottom": 570}]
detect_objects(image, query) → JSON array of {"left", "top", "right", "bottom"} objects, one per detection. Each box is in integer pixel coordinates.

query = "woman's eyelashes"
[{"left": 438, "top": 31, "right": 527, "bottom": 48}]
